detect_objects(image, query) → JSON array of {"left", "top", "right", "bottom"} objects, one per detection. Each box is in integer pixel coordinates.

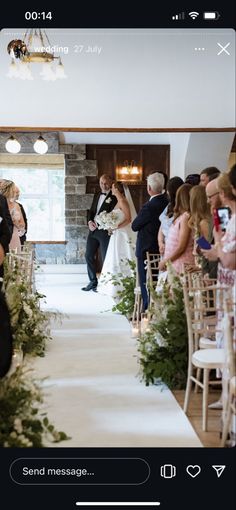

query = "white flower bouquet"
[{"left": 95, "top": 210, "right": 120, "bottom": 230}]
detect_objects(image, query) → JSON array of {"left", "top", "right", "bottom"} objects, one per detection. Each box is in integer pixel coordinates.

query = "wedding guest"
[
  {"left": 1, "top": 181, "right": 25, "bottom": 253},
  {"left": 185, "top": 174, "right": 200, "bottom": 186},
  {"left": 158, "top": 183, "right": 194, "bottom": 273},
  {"left": 201, "top": 172, "right": 236, "bottom": 416},
  {"left": 15, "top": 185, "right": 27, "bottom": 245},
  {"left": 132, "top": 172, "right": 168, "bottom": 311},
  {"left": 228, "top": 163, "right": 236, "bottom": 197},
  {"left": 188, "top": 185, "right": 213, "bottom": 274},
  {"left": 82, "top": 174, "right": 117, "bottom": 292},
  {"left": 158, "top": 176, "right": 184, "bottom": 256},
  {"left": 0, "top": 204, "right": 11, "bottom": 285},
  {"left": 202, "top": 173, "right": 236, "bottom": 281},
  {"left": 0, "top": 180, "right": 14, "bottom": 236},
  {"left": 200, "top": 166, "right": 220, "bottom": 187}
]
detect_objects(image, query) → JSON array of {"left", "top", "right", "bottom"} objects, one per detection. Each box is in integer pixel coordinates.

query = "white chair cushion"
[
  {"left": 199, "top": 337, "right": 217, "bottom": 349},
  {"left": 192, "top": 348, "right": 224, "bottom": 369}
]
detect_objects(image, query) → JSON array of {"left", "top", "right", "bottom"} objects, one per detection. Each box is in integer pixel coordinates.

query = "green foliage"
[
  {"left": 0, "top": 367, "right": 70, "bottom": 447},
  {"left": 3, "top": 257, "right": 54, "bottom": 357},
  {"left": 106, "top": 259, "right": 136, "bottom": 319},
  {"left": 137, "top": 268, "right": 188, "bottom": 389}
]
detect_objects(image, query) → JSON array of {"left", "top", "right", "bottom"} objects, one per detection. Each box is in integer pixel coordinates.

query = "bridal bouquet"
[{"left": 95, "top": 210, "right": 120, "bottom": 230}]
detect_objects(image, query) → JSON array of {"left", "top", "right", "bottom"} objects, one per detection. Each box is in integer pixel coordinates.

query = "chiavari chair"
[
  {"left": 183, "top": 278, "right": 225, "bottom": 431},
  {"left": 221, "top": 298, "right": 236, "bottom": 447}
]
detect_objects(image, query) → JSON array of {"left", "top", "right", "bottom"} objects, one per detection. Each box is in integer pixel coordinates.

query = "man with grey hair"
[{"left": 132, "top": 172, "right": 168, "bottom": 310}]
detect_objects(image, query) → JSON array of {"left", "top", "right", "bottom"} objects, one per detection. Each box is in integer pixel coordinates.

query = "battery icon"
[{"left": 203, "top": 12, "right": 220, "bottom": 20}]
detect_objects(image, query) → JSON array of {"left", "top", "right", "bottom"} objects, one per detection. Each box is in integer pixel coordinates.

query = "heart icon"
[{"left": 186, "top": 465, "right": 201, "bottom": 478}]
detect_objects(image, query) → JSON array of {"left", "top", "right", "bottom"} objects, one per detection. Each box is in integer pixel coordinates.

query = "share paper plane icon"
[{"left": 212, "top": 465, "right": 226, "bottom": 478}]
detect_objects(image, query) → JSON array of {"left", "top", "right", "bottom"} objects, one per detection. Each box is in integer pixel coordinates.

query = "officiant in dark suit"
[
  {"left": 132, "top": 172, "right": 168, "bottom": 310},
  {"left": 82, "top": 174, "right": 117, "bottom": 291}
]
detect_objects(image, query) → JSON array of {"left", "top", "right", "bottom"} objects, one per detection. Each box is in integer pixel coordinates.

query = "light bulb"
[
  {"left": 7, "top": 59, "right": 19, "bottom": 78},
  {"left": 131, "top": 166, "right": 139, "bottom": 175},
  {"left": 55, "top": 60, "right": 67, "bottom": 79},
  {"left": 5, "top": 136, "right": 21, "bottom": 154},
  {"left": 33, "top": 136, "right": 48, "bottom": 154}
]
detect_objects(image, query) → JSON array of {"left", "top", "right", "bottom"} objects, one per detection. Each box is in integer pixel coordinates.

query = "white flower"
[
  {"left": 23, "top": 303, "right": 33, "bottom": 318},
  {"left": 105, "top": 197, "right": 112, "bottom": 203},
  {"left": 96, "top": 210, "right": 120, "bottom": 230},
  {"left": 10, "top": 431, "right": 17, "bottom": 439},
  {"left": 14, "top": 418, "right": 23, "bottom": 434}
]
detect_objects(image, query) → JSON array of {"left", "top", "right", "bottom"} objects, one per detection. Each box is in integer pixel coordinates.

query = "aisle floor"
[{"left": 32, "top": 271, "right": 202, "bottom": 448}]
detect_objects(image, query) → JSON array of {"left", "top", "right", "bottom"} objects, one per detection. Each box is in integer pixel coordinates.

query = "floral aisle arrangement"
[
  {"left": 95, "top": 210, "right": 120, "bottom": 230},
  {"left": 137, "top": 265, "right": 188, "bottom": 389},
  {"left": 3, "top": 256, "right": 52, "bottom": 358},
  {"left": 0, "top": 367, "right": 70, "bottom": 447},
  {"left": 107, "top": 259, "right": 136, "bottom": 318}
]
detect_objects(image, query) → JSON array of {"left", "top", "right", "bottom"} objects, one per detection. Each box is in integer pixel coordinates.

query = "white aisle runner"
[{"left": 33, "top": 272, "right": 202, "bottom": 447}]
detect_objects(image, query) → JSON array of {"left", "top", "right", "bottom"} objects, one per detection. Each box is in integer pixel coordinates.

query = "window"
[{"left": 0, "top": 154, "right": 65, "bottom": 241}]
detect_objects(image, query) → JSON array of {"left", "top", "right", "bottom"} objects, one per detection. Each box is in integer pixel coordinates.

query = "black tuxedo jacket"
[
  {"left": 88, "top": 190, "right": 117, "bottom": 223},
  {"left": 132, "top": 193, "right": 169, "bottom": 257}
]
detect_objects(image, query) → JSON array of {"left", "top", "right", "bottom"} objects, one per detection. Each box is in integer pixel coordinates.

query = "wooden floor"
[{"left": 173, "top": 388, "right": 222, "bottom": 447}]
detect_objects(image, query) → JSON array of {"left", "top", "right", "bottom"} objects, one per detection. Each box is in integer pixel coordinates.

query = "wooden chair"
[
  {"left": 145, "top": 252, "right": 161, "bottom": 311},
  {"left": 132, "top": 258, "right": 142, "bottom": 328},
  {"left": 183, "top": 281, "right": 225, "bottom": 431},
  {"left": 221, "top": 299, "right": 236, "bottom": 447}
]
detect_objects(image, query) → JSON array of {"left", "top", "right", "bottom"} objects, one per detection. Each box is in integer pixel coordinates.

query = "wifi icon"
[{"left": 189, "top": 11, "right": 199, "bottom": 19}]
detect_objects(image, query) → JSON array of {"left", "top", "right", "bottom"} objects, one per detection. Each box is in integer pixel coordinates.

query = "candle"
[
  {"left": 141, "top": 313, "right": 150, "bottom": 334},
  {"left": 131, "top": 323, "right": 140, "bottom": 338}
]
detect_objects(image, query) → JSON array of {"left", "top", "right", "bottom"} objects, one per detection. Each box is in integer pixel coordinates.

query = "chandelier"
[
  {"left": 116, "top": 160, "right": 143, "bottom": 182},
  {"left": 7, "top": 29, "right": 66, "bottom": 81}
]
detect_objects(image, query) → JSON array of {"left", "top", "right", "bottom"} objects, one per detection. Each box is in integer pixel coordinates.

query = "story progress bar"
[{"left": 76, "top": 503, "right": 161, "bottom": 507}]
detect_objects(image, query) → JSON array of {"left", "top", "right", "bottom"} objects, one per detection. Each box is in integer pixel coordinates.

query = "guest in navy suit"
[
  {"left": 82, "top": 174, "right": 117, "bottom": 292},
  {"left": 132, "top": 172, "right": 168, "bottom": 310}
]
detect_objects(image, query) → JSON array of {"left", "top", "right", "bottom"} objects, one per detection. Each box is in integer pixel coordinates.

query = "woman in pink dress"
[
  {"left": 1, "top": 181, "right": 25, "bottom": 253},
  {"left": 159, "top": 183, "right": 194, "bottom": 273}
]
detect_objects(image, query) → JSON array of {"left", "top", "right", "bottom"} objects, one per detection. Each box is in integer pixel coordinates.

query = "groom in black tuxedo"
[
  {"left": 132, "top": 172, "right": 168, "bottom": 310},
  {"left": 82, "top": 174, "right": 117, "bottom": 291}
]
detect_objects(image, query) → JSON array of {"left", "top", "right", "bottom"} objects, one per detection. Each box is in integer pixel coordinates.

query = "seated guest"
[
  {"left": 158, "top": 176, "right": 184, "bottom": 256},
  {"left": 200, "top": 166, "right": 220, "bottom": 187},
  {"left": 158, "top": 184, "right": 195, "bottom": 273}
]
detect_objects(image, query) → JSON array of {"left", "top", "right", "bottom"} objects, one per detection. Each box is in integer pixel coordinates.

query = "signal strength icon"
[
  {"left": 189, "top": 11, "right": 199, "bottom": 19},
  {"left": 172, "top": 12, "right": 185, "bottom": 20}
]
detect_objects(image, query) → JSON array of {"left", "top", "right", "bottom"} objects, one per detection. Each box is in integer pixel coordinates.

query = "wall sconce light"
[
  {"left": 116, "top": 160, "right": 142, "bottom": 182},
  {"left": 33, "top": 135, "right": 48, "bottom": 154},
  {"left": 5, "top": 135, "right": 21, "bottom": 154}
]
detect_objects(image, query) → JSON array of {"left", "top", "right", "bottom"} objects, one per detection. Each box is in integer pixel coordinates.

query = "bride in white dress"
[{"left": 97, "top": 182, "right": 137, "bottom": 299}]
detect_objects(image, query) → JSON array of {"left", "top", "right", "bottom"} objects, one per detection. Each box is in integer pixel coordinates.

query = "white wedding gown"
[{"left": 97, "top": 208, "right": 136, "bottom": 299}]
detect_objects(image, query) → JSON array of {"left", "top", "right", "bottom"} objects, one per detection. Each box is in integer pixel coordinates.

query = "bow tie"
[{"left": 101, "top": 192, "right": 107, "bottom": 195}]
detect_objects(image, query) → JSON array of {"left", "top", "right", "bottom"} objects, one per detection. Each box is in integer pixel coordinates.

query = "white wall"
[
  {"left": 0, "top": 29, "right": 235, "bottom": 128},
  {"left": 184, "top": 132, "right": 235, "bottom": 176}
]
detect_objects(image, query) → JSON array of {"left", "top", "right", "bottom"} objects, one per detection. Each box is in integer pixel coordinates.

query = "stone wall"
[{"left": 60, "top": 143, "right": 98, "bottom": 263}]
